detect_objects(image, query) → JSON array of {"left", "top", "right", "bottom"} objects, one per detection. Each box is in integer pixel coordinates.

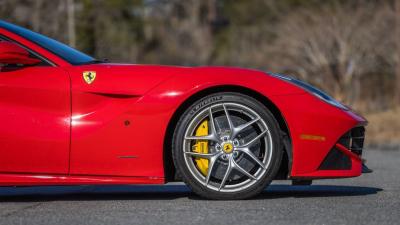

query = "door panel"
[
  {"left": 68, "top": 65, "right": 172, "bottom": 177},
  {"left": 0, "top": 66, "right": 70, "bottom": 174}
]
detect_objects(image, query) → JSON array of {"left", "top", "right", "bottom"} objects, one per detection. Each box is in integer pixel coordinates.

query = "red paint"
[
  {"left": 0, "top": 66, "right": 70, "bottom": 174},
  {"left": 291, "top": 143, "right": 362, "bottom": 178},
  {"left": 0, "top": 23, "right": 367, "bottom": 186}
]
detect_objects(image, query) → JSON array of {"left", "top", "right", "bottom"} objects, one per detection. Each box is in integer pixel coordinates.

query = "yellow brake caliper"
[{"left": 193, "top": 120, "right": 209, "bottom": 176}]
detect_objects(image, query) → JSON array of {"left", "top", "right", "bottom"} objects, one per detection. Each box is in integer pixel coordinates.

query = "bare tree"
[
  {"left": 395, "top": 0, "right": 400, "bottom": 106},
  {"left": 268, "top": 3, "right": 395, "bottom": 105},
  {"left": 32, "top": 0, "right": 43, "bottom": 31},
  {"left": 66, "top": 0, "right": 76, "bottom": 48},
  {"left": 142, "top": 0, "right": 217, "bottom": 65}
]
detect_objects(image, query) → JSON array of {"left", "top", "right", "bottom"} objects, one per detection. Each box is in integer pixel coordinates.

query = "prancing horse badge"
[{"left": 83, "top": 71, "right": 96, "bottom": 84}]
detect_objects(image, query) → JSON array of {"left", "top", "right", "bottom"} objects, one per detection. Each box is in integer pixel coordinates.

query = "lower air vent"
[{"left": 319, "top": 147, "right": 351, "bottom": 170}]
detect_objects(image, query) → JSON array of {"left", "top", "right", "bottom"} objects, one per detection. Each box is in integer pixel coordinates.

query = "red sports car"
[{"left": 0, "top": 20, "right": 370, "bottom": 199}]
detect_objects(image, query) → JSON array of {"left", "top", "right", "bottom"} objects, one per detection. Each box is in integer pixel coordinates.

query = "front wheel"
[{"left": 172, "top": 92, "right": 282, "bottom": 200}]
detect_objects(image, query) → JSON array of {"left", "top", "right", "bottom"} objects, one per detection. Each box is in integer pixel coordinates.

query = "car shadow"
[
  {"left": 0, "top": 184, "right": 382, "bottom": 202},
  {"left": 255, "top": 184, "right": 382, "bottom": 200}
]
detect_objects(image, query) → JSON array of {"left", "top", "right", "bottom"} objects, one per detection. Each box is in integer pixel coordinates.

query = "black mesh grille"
[
  {"left": 338, "top": 127, "right": 365, "bottom": 156},
  {"left": 318, "top": 126, "right": 365, "bottom": 171}
]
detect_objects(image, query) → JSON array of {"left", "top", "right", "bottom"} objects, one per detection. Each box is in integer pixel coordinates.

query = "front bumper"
[
  {"left": 269, "top": 93, "right": 368, "bottom": 179},
  {"left": 319, "top": 127, "right": 365, "bottom": 171},
  {"left": 291, "top": 126, "right": 367, "bottom": 179}
]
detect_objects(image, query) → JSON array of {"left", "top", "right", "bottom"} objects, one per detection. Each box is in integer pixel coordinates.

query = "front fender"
[{"left": 130, "top": 67, "right": 304, "bottom": 178}]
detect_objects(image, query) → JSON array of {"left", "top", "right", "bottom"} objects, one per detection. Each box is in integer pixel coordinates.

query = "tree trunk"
[
  {"left": 32, "top": 0, "right": 43, "bottom": 31},
  {"left": 66, "top": 0, "right": 76, "bottom": 48},
  {"left": 395, "top": 0, "right": 400, "bottom": 107}
]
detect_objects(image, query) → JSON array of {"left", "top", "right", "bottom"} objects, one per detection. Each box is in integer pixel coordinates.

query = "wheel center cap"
[{"left": 222, "top": 142, "right": 234, "bottom": 154}]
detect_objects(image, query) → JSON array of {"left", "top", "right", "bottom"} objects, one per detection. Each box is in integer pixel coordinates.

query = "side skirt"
[{"left": 0, "top": 173, "right": 165, "bottom": 186}]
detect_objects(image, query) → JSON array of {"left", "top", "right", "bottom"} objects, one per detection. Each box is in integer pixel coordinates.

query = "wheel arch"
[{"left": 163, "top": 85, "right": 292, "bottom": 182}]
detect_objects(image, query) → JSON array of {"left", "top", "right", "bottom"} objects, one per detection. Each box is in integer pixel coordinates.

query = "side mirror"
[{"left": 0, "top": 41, "right": 41, "bottom": 66}]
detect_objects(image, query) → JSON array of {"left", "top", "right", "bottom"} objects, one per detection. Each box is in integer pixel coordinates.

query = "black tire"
[{"left": 172, "top": 92, "right": 283, "bottom": 200}]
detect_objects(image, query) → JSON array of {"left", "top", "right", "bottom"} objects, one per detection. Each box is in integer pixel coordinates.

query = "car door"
[{"left": 0, "top": 40, "right": 71, "bottom": 174}]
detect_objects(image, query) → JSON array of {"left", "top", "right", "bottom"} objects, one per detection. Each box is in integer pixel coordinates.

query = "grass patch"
[{"left": 364, "top": 107, "right": 400, "bottom": 149}]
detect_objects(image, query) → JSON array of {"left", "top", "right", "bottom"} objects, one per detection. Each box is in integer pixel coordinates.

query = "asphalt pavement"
[{"left": 0, "top": 149, "right": 399, "bottom": 225}]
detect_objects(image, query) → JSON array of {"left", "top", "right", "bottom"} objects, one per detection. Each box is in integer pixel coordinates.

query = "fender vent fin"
[{"left": 88, "top": 92, "right": 141, "bottom": 99}]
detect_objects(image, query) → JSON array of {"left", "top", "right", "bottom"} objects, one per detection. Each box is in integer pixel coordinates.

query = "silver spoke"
[
  {"left": 242, "top": 130, "right": 268, "bottom": 148},
  {"left": 185, "top": 152, "right": 216, "bottom": 159},
  {"left": 208, "top": 106, "right": 218, "bottom": 138},
  {"left": 223, "top": 104, "right": 234, "bottom": 135},
  {"left": 232, "top": 117, "right": 260, "bottom": 139},
  {"left": 231, "top": 158, "right": 257, "bottom": 180},
  {"left": 235, "top": 147, "right": 266, "bottom": 169},
  {"left": 185, "top": 134, "right": 218, "bottom": 142},
  {"left": 219, "top": 155, "right": 233, "bottom": 191},
  {"left": 185, "top": 107, "right": 219, "bottom": 142},
  {"left": 205, "top": 152, "right": 222, "bottom": 186}
]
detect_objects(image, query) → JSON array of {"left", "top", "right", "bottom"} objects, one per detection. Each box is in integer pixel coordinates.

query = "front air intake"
[
  {"left": 338, "top": 127, "right": 365, "bottom": 156},
  {"left": 318, "top": 126, "right": 365, "bottom": 170}
]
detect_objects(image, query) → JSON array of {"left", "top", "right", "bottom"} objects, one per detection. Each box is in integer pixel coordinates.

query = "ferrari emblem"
[
  {"left": 83, "top": 71, "right": 96, "bottom": 84},
  {"left": 223, "top": 143, "right": 233, "bottom": 153}
]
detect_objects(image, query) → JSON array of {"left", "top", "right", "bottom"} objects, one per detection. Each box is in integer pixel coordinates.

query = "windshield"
[{"left": 0, "top": 20, "right": 95, "bottom": 65}]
